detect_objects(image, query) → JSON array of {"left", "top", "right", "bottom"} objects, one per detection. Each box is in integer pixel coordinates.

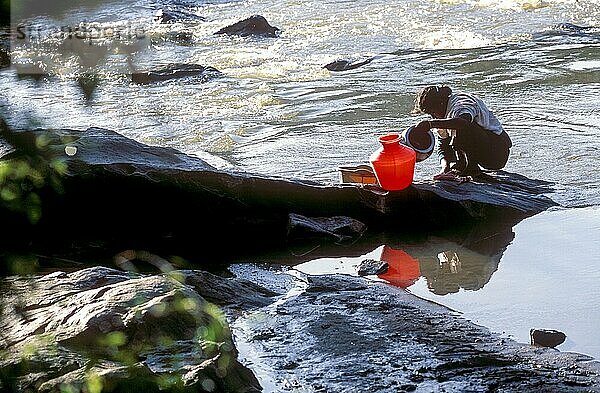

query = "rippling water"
[
  {"left": 1, "top": 0, "right": 599, "bottom": 206},
  {"left": 2, "top": 0, "right": 600, "bottom": 372}
]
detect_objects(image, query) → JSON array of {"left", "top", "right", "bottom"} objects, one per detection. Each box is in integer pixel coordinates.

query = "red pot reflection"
[{"left": 378, "top": 246, "right": 421, "bottom": 288}]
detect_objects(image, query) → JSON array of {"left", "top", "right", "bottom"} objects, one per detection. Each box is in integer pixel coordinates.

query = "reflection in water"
[
  {"left": 377, "top": 246, "right": 420, "bottom": 289},
  {"left": 294, "top": 223, "right": 515, "bottom": 296},
  {"left": 417, "top": 247, "right": 502, "bottom": 296},
  {"left": 407, "top": 207, "right": 600, "bottom": 358}
]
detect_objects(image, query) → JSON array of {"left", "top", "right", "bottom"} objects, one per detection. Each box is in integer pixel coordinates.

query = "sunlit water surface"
[
  {"left": 1, "top": 0, "right": 599, "bottom": 205},
  {"left": 1, "top": 0, "right": 599, "bottom": 361}
]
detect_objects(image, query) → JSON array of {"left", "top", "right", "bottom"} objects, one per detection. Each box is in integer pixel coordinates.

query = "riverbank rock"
[
  {"left": 530, "top": 328, "right": 567, "bottom": 348},
  {"left": 0, "top": 266, "right": 265, "bottom": 392},
  {"left": 215, "top": 15, "right": 280, "bottom": 38},
  {"left": 0, "top": 125, "right": 557, "bottom": 262},
  {"left": 131, "top": 64, "right": 221, "bottom": 84},
  {"left": 233, "top": 269, "right": 600, "bottom": 392}
]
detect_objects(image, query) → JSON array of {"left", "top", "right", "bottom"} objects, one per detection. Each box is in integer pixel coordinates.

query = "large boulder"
[
  {"left": 0, "top": 266, "right": 266, "bottom": 392},
  {"left": 215, "top": 15, "right": 280, "bottom": 38},
  {"left": 0, "top": 125, "right": 557, "bottom": 261}
]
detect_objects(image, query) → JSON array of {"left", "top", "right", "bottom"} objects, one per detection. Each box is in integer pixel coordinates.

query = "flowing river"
[{"left": 1, "top": 0, "right": 599, "bottom": 361}]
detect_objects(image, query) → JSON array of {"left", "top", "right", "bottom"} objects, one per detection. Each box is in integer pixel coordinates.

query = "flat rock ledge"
[
  {"left": 0, "top": 266, "right": 273, "bottom": 392},
  {"left": 232, "top": 267, "right": 600, "bottom": 392},
  {"left": 0, "top": 126, "right": 557, "bottom": 260}
]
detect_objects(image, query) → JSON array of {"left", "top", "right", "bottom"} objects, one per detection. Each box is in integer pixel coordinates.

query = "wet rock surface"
[
  {"left": 131, "top": 64, "right": 221, "bottom": 84},
  {"left": 0, "top": 126, "right": 557, "bottom": 262},
  {"left": 215, "top": 15, "right": 280, "bottom": 38},
  {"left": 287, "top": 213, "right": 367, "bottom": 243},
  {"left": 2, "top": 264, "right": 599, "bottom": 392},
  {"left": 0, "top": 266, "right": 265, "bottom": 392},
  {"left": 233, "top": 270, "right": 600, "bottom": 392}
]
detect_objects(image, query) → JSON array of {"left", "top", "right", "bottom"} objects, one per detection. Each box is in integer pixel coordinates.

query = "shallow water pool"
[{"left": 295, "top": 206, "right": 600, "bottom": 359}]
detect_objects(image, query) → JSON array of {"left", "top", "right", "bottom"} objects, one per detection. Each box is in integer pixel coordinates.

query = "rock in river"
[
  {"left": 324, "top": 57, "right": 374, "bottom": 72},
  {"left": 215, "top": 15, "right": 280, "bottom": 38},
  {"left": 530, "top": 328, "right": 567, "bottom": 348},
  {"left": 232, "top": 270, "right": 600, "bottom": 392},
  {"left": 153, "top": 8, "right": 206, "bottom": 24},
  {"left": 357, "top": 259, "right": 388, "bottom": 276},
  {"left": 131, "top": 63, "right": 221, "bottom": 84}
]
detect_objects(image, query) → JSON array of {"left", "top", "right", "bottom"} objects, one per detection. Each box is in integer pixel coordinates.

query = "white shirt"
[{"left": 436, "top": 92, "right": 504, "bottom": 138}]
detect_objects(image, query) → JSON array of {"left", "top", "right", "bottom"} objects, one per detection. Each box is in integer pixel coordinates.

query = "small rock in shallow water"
[
  {"left": 324, "top": 57, "right": 374, "bottom": 72},
  {"left": 287, "top": 213, "right": 367, "bottom": 243},
  {"left": 357, "top": 259, "right": 388, "bottom": 276},
  {"left": 530, "top": 328, "right": 566, "bottom": 348},
  {"left": 131, "top": 64, "right": 221, "bottom": 84}
]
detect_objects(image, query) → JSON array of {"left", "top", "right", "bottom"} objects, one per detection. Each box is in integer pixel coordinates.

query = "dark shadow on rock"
[
  {"left": 0, "top": 125, "right": 557, "bottom": 266},
  {"left": 215, "top": 15, "right": 280, "bottom": 38},
  {"left": 324, "top": 57, "right": 374, "bottom": 72},
  {"left": 131, "top": 63, "right": 221, "bottom": 84}
]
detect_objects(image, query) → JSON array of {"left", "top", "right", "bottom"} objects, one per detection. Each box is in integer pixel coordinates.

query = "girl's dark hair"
[{"left": 413, "top": 85, "right": 452, "bottom": 115}]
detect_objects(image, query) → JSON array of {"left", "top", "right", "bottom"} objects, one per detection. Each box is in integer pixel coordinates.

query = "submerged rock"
[
  {"left": 215, "top": 15, "right": 280, "bottom": 38},
  {"left": 0, "top": 266, "right": 263, "bottom": 392},
  {"left": 14, "top": 63, "right": 50, "bottom": 80},
  {"left": 530, "top": 328, "right": 567, "bottom": 348},
  {"left": 165, "top": 30, "right": 194, "bottom": 44},
  {"left": 131, "top": 63, "right": 221, "bottom": 84},
  {"left": 324, "top": 57, "right": 374, "bottom": 72}
]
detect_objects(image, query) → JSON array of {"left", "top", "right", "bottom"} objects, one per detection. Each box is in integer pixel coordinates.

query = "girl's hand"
[{"left": 412, "top": 120, "right": 432, "bottom": 135}]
